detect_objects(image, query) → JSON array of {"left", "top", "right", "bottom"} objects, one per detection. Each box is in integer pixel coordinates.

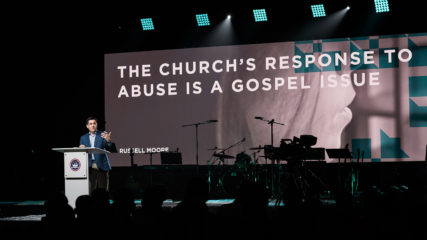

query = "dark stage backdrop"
[{"left": 105, "top": 33, "right": 427, "bottom": 166}]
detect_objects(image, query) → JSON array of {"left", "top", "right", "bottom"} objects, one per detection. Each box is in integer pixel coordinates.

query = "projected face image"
[
  {"left": 217, "top": 72, "right": 356, "bottom": 156},
  {"left": 309, "top": 72, "right": 356, "bottom": 148},
  {"left": 216, "top": 43, "right": 356, "bottom": 157}
]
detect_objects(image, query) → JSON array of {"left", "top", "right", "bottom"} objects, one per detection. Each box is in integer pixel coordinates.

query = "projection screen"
[{"left": 105, "top": 33, "right": 427, "bottom": 166}]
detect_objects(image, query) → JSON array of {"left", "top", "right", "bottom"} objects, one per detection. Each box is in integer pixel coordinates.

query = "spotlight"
[
  {"left": 196, "top": 13, "right": 210, "bottom": 26},
  {"left": 346, "top": 6, "right": 350, "bottom": 10},
  {"left": 140, "top": 18, "right": 154, "bottom": 30},
  {"left": 374, "top": 0, "right": 390, "bottom": 13},
  {"left": 253, "top": 9, "right": 268, "bottom": 22},
  {"left": 227, "top": 14, "right": 231, "bottom": 20},
  {"left": 311, "top": 4, "right": 326, "bottom": 18}
]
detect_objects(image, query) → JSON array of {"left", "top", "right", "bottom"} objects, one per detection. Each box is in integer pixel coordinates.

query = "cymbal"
[{"left": 213, "top": 153, "right": 235, "bottom": 159}]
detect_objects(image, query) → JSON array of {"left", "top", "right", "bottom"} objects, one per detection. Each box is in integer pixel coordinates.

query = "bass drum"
[{"left": 220, "top": 168, "right": 246, "bottom": 197}]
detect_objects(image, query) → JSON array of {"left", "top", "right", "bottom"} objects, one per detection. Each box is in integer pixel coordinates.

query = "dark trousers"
[{"left": 89, "top": 168, "right": 109, "bottom": 194}]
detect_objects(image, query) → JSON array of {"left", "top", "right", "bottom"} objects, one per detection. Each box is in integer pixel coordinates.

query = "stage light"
[
  {"left": 227, "top": 14, "right": 231, "bottom": 20},
  {"left": 346, "top": 6, "right": 350, "bottom": 10},
  {"left": 311, "top": 4, "right": 326, "bottom": 18},
  {"left": 253, "top": 9, "right": 267, "bottom": 22},
  {"left": 196, "top": 13, "right": 210, "bottom": 27},
  {"left": 374, "top": 0, "right": 390, "bottom": 13},
  {"left": 140, "top": 18, "right": 154, "bottom": 30}
]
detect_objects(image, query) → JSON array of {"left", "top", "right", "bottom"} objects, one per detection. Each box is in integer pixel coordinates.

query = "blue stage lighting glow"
[
  {"left": 140, "top": 18, "right": 154, "bottom": 30},
  {"left": 253, "top": 9, "right": 268, "bottom": 22},
  {"left": 311, "top": 4, "right": 326, "bottom": 18},
  {"left": 196, "top": 13, "right": 210, "bottom": 26},
  {"left": 374, "top": 0, "right": 390, "bottom": 13}
]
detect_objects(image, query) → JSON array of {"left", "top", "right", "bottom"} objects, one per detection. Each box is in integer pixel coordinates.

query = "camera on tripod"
[{"left": 264, "top": 135, "right": 325, "bottom": 162}]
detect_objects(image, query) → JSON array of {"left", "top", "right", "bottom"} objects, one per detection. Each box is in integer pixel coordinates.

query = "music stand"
[
  {"left": 303, "top": 148, "right": 326, "bottom": 161},
  {"left": 326, "top": 148, "right": 352, "bottom": 163},
  {"left": 161, "top": 152, "right": 182, "bottom": 164}
]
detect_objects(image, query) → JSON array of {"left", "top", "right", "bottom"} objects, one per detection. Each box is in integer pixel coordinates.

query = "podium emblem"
[{"left": 70, "top": 158, "right": 81, "bottom": 171}]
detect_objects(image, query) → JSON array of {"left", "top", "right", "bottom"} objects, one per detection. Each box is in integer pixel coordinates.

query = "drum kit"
[
  {"left": 202, "top": 116, "right": 335, "bottom": 202},
  {"left": 208, "top": 148, "right": 266, "bottom": 197},
  {"left": 207, "top": 134, "right": 328, "bottom": 201}
]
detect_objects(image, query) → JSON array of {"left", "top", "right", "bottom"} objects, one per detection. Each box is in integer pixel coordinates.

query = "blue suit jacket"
[{"left": 79, "top": 131, "right": 116, "bottom": 171}]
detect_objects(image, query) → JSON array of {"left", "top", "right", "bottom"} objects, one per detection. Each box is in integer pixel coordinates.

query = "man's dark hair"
[{"left": 85, "top": 117, "right": 98, "bottom": 125}]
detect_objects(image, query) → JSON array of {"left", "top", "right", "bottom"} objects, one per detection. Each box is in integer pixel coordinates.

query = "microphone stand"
[
  {"left": 182, "top": 120, "right": 217, "bottom": 174},
  {"left": 254, "top": 117, "right": 285, "bottom": 146},
  {"left": 255, "top": 116, "right": 285, "bottom": 199}
]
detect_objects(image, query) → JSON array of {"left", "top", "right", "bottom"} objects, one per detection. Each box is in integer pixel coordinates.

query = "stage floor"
[{"left": 0, "top": 198, "right": 336, "bottom": 221}]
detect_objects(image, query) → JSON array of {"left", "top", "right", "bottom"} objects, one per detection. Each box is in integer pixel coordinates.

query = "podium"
[{"left": 52, "top": 147, "right": 110, "bottom": 209}]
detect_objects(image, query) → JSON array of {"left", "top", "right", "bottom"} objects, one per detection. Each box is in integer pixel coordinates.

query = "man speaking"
[{"left": 79, "top": 117, "right": 117, "bottom": 193}]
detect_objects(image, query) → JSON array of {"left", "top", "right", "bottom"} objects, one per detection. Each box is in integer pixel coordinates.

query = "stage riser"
[{"left": 109, "top": 162, "right": 426, "bottom": 199}]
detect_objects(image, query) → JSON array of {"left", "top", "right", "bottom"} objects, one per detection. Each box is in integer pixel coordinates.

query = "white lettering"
[
  {"left": 364, "top": 50, "right": 375, "bottom": 64},
  {"left": 118, "top": 85, "right": 129, "bottom": 98},
  {"left": 246, "top": 79, "right": 259, "bottom": 92},
  {"left": 265, "top": 57, "right": 276, "bottom": 70},
  {"left": 305, "top": 54, "right": 316, "bottom": 68},
  {"left": 398, "top": 49, "right": 412, "bottom": 62},
  {"left": 350, "top": 52, "right": 361, "bottom": 65},
  {"left": 159, "top": 63, "right": 170, "bottom": 76},
  {"left": 246, "top": 58, "right": 256, "bottom": 71},
  {"left": 384, "top": 49, "right": 396, "bottom": 63},
  {"left": 132, "top": 85, "right": 141, "bottom": 97},
  {"left": 117, "top": 66, "right": 127, "bottom": 78},
  {"left": 211, "top": 81, "right": 223, "bottom": 93}
]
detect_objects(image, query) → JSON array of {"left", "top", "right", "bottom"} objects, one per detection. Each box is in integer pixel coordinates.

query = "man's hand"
[
  {"left": 102, "top": 131, "right": 112, "bottom": 142},
  {"left": 79, "top": 145, "right": 85, "bottom": 148}
]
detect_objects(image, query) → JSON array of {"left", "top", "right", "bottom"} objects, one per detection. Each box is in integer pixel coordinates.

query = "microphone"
[
  {"left": 242, "top": 137, "right": 246, "bottom": 142},
  {"left": 254, "top": 116, "right": 264, "bottom": 120},
  {"left": 207, "top": 120, "right": 218, "bottom": 123}
]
